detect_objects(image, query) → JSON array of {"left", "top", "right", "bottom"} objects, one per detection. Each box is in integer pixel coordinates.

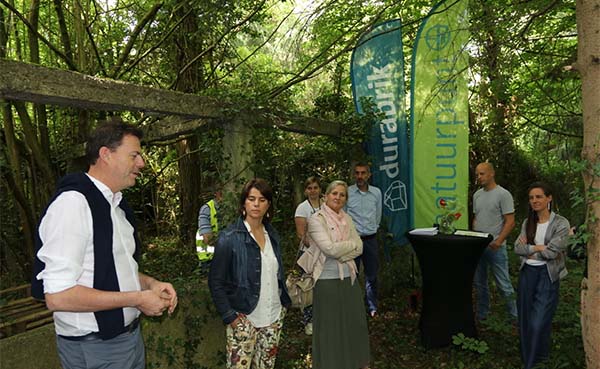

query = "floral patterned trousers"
[{"left": 225, "top": 308, "right": 286, "bottom": 369}]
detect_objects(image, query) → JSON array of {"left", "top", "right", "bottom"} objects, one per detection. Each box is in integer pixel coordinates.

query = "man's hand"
[
  {"left": 139, "top": 273, "right": 178, "bottom": 315},
  {"left": 149, "top": 281, "right": 178, "bottom": 315},
  {"left": 136, "top": 290, "right": 172, "bottom": 316},
  {"left": 488, "top": 240, "right": 502, "bottom": 251},
  {"left": 492, "top": 213, "right": 515, "bottom": 251}
]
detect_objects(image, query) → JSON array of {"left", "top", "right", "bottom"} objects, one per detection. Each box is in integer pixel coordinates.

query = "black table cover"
[{"left": 407, "top": 232, "right": 492, "bottom": 349}]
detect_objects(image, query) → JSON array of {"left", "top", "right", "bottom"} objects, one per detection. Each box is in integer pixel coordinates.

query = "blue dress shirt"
[{"left": 345, "top": 184, "right": 382, "bottom": 236}]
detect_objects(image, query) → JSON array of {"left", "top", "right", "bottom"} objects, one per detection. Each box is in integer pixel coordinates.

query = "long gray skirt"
[{"left": 312, "top": 277, "right": 370, "bottom": 369}]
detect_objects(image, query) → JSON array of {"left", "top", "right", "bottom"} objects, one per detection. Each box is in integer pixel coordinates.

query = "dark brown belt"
[{"left": 360, "top": 234, "right": 376, "bottom": 240}]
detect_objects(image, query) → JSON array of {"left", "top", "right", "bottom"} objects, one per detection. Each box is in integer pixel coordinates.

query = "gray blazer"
[{"left": 514, "top": 212, "right": 570, "bottom": 282}]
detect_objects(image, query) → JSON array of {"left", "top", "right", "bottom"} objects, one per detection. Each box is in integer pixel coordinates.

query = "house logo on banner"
[{"left": 384, "top": 180, "right": 407, "bottom": 212}]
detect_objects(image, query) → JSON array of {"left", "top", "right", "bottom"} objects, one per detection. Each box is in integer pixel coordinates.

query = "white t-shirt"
[
  {"left": 295, "top": 199, "right": 321, "bottom": 218},
  {"left": 526, "top": 221, "right": 549, "bottom": 266}
]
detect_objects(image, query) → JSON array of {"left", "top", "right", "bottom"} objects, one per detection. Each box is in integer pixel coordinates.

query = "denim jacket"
[
  {"left": 208, "top": 217, "right": 291, "bottom": 324},
  {"left": 514, "top": 212, "right": 570, "bottom": 282}
]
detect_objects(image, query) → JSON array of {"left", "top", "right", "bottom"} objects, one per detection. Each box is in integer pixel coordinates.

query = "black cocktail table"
[{"left": 407, "top": 232, "right": 491, "bottom": 348}]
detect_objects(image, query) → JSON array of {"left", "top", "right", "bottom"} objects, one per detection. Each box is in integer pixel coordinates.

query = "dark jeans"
[
  {"left": 354, "top": 235, "right": 379, "bottom": 314},
  {"left": 517, "top": 264, "right": 560, "bottom": 369}
]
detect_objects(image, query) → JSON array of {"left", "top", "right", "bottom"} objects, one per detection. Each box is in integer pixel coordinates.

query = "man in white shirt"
[{"left": 33, "top": 122, "right": 177, "bottom": 369}]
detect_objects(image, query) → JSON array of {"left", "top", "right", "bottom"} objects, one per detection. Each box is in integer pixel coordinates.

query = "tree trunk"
[
  {"left": 472, "top": 2, "right": 519, "bottom": 180},
  {"left": 73, "top": 0, "right": 88, "bottom": 71},
  {"left": 1, "top": 101, "right": 36, "bottom": 275},
  {"left": 173, "top": 2, "right": 202, "bottom": 249},
  {"left": 27, "top": 0, "right": 51, "bottom": 164},
  {"left": 12, "top": 101, "right": 55, "bottom": 194},
  {"left": 27, "top": 0, "right": 50, "bottom": 206},
  {"left": 52, "top": 0, "right": 74, "bottom": 69},
  {"left": 0, "top": 6, "right": 7, "bottom": 57},
  {"left": 7, "top": 0, "right": 23, "bottom": 61},
  {"left": 175, "top": 138, "right": 201, "bottom": 247},
  {"left": 576, "top": 1, "right": 600, "bottom": 368},
  {"left": 26, "top": 0, "right": 39, "bottom": 62}
]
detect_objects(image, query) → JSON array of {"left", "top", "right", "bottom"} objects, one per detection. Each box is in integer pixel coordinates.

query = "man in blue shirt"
[{"left": 345, "top": 162, "right": 382, "bottom": 317}]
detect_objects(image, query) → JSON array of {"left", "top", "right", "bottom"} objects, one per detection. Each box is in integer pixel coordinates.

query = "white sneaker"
[{"left": 304, "top": 322, "right": 313, "bottom": 335}]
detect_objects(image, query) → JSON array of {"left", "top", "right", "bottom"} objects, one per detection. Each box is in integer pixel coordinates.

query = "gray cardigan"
[{"left": 514, "top": 212, "right": 570, "bottom": 282}]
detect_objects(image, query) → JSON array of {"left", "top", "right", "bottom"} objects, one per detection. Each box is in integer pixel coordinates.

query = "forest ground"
[{"left": 275, "top": 248, "right": 586, "bottom": 369}]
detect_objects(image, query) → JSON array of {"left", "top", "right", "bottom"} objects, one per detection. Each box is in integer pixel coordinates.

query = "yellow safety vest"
[{"left": 197, "top": 200, "right": 218, "bottom": 261}]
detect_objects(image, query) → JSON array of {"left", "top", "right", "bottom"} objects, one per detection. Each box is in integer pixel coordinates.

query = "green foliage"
[
  {"left": 450, "top": 362, "right": 466, "bottom": 369},
  {"left": 567, "top": 223, "right": 589, "bottom": 260},
  {"left": 0, "top": 5, "right": 589, "bottom": 369},
  {"left": 139, "top": 237, "right": 197, "bottom": 282},
  {"left": 138, "top": 238, "right": 223, "bottom": 369},
  {"left": 242, "top": 91, "right": 373, "bottom": 268},
  {"left": 467, "top": 0, "right": 581, "bottom": 220},
  {"left": 452, "top": 333, "right": 489, "bottom": 354},
  {"left": 478, "top": 312, "right": 513, "bottom": 335},
  {"left": 146, "top": 333, "right": 179, "bottom": 368}
]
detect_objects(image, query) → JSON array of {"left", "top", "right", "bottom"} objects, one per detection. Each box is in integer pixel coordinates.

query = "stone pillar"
[{"left": 222, "top": 120, "right": 253, "bottom": 193}]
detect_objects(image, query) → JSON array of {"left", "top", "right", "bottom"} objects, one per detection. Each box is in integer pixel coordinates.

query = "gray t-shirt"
[
  {"left": 473, "top": 185, "right": 514, "bottom": 243},
  {"left": 319, "top": 257, "right": 350, "bottom": 280}
]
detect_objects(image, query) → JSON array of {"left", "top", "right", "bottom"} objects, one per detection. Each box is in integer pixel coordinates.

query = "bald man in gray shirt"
[{"left": 472, "top": 162, "right": 517, "bottom": 322}]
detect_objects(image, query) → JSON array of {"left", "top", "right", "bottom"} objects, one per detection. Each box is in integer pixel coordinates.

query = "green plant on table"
[{"left": 438, "top": 198, "right": 463, "bottom": 235}]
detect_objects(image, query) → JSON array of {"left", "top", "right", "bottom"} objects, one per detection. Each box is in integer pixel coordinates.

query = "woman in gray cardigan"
[{"left": 514, "top": 182, "right": 570, "bottom": 369}]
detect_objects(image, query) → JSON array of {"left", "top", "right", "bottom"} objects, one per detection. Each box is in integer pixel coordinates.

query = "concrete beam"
[
  {"left": 0, "top": 59, "right": 341, "bottom": 138},
  {"left": 0, "top": 58, "right": 221, "bottom": 118}
]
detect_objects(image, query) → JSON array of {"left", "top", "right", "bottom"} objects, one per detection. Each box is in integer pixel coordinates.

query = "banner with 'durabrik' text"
[{"left": 351, "top": 19, "right": 410, "bottom": 245}]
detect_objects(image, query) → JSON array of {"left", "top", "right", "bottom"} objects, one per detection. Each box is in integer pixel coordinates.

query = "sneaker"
[
  {"left": 369, "top": 310, "right": 377, "bottom": 318},
  {"left": 305, "top": 322, "right": 313, "bottom": 335}
]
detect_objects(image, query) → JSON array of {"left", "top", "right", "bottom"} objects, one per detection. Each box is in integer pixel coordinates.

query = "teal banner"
[
  {"left": 351, "top": 19, "right": 409, "bottom": 245},
  {"left": 410, "top": 0, "right": 470, "bottom": 229}
]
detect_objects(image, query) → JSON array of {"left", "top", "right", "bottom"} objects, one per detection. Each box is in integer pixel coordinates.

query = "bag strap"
[{"left": 288, "top": 233, "right": 306, "bottom": 273}]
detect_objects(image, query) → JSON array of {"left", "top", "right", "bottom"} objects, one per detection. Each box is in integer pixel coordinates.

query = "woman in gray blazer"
[{"left": 514, "top": 182, "right": 570, "bottom": 369}]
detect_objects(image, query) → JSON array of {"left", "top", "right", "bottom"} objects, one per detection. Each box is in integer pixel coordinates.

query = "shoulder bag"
[{"left": 285, "top": 236, "right": 314, "bottom": 309}]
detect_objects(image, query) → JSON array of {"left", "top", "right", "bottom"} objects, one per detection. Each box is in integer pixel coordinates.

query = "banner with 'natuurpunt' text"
[
  {"left": 410, "top": 0, "right": 470, "bottom": 229},
  {"left": 351, "top": 19, "right": 410, "bottom": 244}
]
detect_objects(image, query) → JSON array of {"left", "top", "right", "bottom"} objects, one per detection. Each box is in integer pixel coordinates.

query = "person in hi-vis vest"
[{"left": 197, "top": 188, "right": 222, "bottom": 261}]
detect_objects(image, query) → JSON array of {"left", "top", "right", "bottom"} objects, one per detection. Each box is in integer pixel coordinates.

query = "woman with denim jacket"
[
  {"left": 298, "top": 180, "right": 370, "bottom": 369},
  {"left": 208, "top": 178, "right": 291, "bottom": 369},
  {"left": 514, "top": 182, "right": 570, "bottom": 369}
]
